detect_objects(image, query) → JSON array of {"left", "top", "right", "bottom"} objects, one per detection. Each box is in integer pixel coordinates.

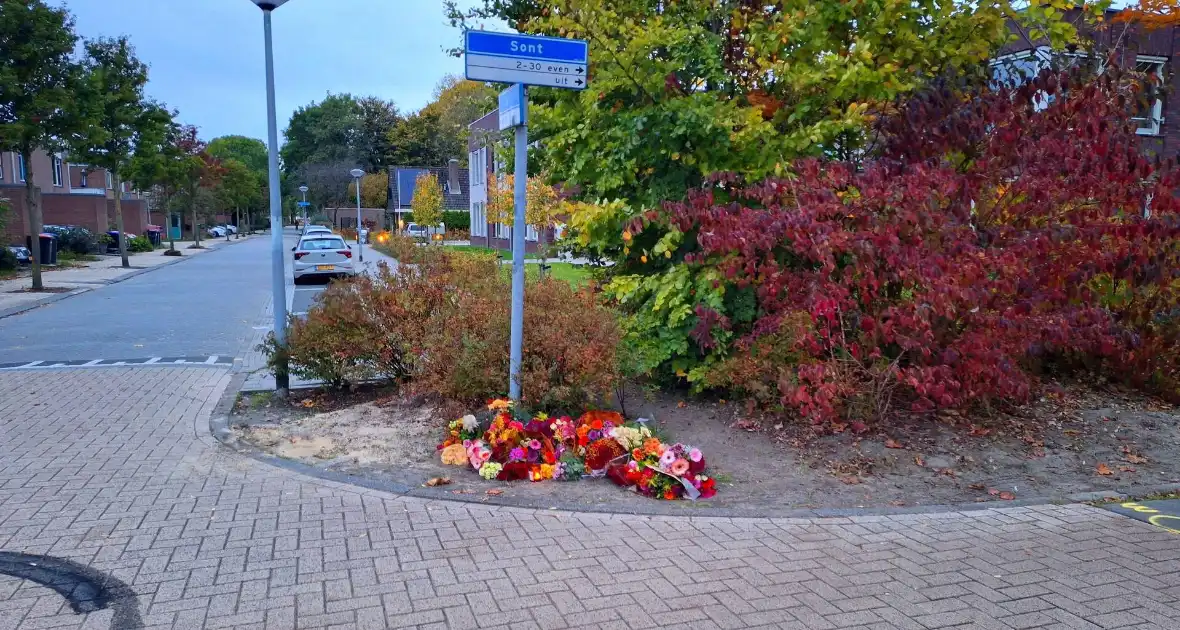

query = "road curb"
[
  {"left": 0, "top": 288, "right": 92, "bottom": 320},
  {"left": 0, "top": 237, "right": 254, "bottom": 321},
  {"left": 205, "top": 379, "right": 1180, "bottom": 519}
]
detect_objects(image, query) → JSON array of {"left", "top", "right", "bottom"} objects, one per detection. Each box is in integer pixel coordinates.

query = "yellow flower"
[
  {"left": 622, "top": 230, "right": 633, "bottom": 242},
  {"left": 440, "top": 444, "right": 467, "bottom": 466}
]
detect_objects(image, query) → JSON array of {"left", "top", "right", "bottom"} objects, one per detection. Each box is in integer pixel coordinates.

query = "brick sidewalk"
[{"left": 0, "top": 368, "right": 1178, "bottom": 629}]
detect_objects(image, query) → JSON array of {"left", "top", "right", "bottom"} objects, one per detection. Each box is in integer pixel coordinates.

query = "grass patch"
[
  {"left": 441, "top": 244, "right": 540, "bottom": 259},
  {"left": 498, "top": 262, "right": 593, "bottom": 288}
]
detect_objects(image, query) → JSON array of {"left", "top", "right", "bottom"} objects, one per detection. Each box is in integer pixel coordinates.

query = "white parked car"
[
  {"left": 206, "top": 226, "right": 226, "bottom": 238},
  {"left": 292, "top": 234, "right": 356, "bottom": 284},
  {"left": 302, "top": 225, "right": 333, "bottom": 238}
]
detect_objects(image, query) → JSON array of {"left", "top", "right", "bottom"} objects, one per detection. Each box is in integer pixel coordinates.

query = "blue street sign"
[
  {"left": 296, "top": 201, "right": 310, "bottom": 207},
  {"left": 465, "top": 31, "right": 588, "bottom": 90},
  {"left": 499, "top": 84, "right": 526, "bottom": 130}
]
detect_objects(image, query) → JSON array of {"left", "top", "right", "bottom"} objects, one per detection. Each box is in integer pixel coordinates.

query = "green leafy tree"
[
  {"left": 207, "top": 135, "right": 268, "bottom": 176},
  {"left": 70, "top": 36, "right": 170, "bottom": 267},
  {"left": 388, "top": 76, "right": 496, "bottom": 166},
  {"left": 355, "top": 97, "right": 399, "bottom": 172},
  {"left": 214, "top": 159, "right": 259, "bottom": 239},
  {"left": 0, "top": 0, "right": 85, "bottom": 289},
  {"left": 280, "top": 93, "right": 360, "bottom": 177},
  {"left": 448, "top": 0, "right": 1085, "bottom": 208}
]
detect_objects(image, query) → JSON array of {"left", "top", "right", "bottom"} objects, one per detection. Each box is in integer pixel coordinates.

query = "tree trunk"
[
  {"left": 113, "top": 170, "right": 129, "bottom": 268},
  {"left": 192, "top": 195, "right": 201, "bottom": 247},
  {"left": 22, "top": 149, "right": 43, "bottom": 291}
]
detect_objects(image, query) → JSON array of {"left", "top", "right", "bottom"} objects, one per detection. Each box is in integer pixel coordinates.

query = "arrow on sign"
[
  {"left": 575, "top": 79, "right": 583, "bottom": 86},
  {"left": 576, "top": 67, "right": 584, "bottom": 74}
]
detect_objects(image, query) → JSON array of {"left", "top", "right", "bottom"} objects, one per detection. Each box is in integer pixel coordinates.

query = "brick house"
[
  {"left": 997, "top": 11, "right": 1180, "bottom": 157},
  {"left": 466, "top": 109, "right": 555, "bottom": 253},
  {"left": 1, "top": 149, "right": 147, "bottom": 245},
  {"left": 387, "top": 161, "right": 469, "bottom": 230}
]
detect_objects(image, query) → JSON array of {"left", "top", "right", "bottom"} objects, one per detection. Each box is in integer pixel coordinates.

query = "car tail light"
[
  {"left": 337, "top": 250, "right": 352, "bottom": 259},
  {"left": 294, "top": 252, "right": 308, "bottom": 260}
]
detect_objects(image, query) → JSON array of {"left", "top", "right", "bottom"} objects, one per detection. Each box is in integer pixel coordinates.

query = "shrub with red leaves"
[{"left": 622, "top": 64, "right": 1180, "bottom": 425}]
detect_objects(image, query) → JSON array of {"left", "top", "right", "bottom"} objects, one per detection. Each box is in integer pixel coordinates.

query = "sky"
[{"left": 57, "top": 0, "right": 478, "bottom": 144}]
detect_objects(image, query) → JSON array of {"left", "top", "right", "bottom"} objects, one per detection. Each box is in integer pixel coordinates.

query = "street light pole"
[
  {"left": 299, "top": 185, "right": 308, "bottom": 227},
  {"left": 251, "top": 0, "right": 291, "bottom": 393},
  {"left": 350, "top": 168, "right": 365, "bottom": 263}
]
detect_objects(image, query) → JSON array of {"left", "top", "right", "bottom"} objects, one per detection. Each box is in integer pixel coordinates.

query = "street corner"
[{"left": 1105, "top": 498, "right": 1180, "bottom": 534}]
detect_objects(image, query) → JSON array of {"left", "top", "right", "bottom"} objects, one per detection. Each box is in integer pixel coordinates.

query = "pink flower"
[
  {"left": 529, "top": 439, "right": 542, "bottom": 450},
  {"left": 659, "top": 450, "right": 677, "bottom": 469},
  {"left": 689, "top": 448, "right": 702, "bottom": 463},
  {"left": 670, "top": 459, "right": 690, "bottom": 476}
]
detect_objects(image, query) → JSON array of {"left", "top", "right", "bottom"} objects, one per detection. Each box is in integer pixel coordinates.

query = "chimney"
[{"left": 447, "top": 158, "right": 461, "bottom": 195}]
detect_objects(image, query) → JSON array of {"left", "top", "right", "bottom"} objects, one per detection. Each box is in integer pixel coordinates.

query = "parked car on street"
[
  {"left": 222, "top": 224, "right": 238, "bottom": 235},
  {"left": 302, "top": 225, "right": 333, "bottom": 237},
  {"left": 206, "top": 226, "right": 226, "bottom": 238},
  {"left": 405, "top": 223, "right": 428, "bottom": 240},
  {"left": 292, "top": 234, "right": 356, "bottom": 284}
]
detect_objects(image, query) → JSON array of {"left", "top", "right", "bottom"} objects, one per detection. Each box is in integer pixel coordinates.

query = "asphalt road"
[{"left": 0, "top": 235, "right": 281, "bottom": 364}]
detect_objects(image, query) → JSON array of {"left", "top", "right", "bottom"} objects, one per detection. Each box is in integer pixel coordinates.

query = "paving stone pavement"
[{"left": 1, "top": 368, "right": 1178, "bottom": 630}]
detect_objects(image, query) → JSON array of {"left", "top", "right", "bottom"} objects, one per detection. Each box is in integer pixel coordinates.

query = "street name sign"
[
  {"left": 499, "top": 84, "right": 526, "bottom": 131},
  {"left": 465, "top": 31, "right": 588, "bottom": 91}
]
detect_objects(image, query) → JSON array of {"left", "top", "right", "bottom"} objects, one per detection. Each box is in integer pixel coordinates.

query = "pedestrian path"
[
  {"left": 0, "top": 236, "right": 257, "bottom": 319},
  {"left": 0, "top": 367, "right": 1177, "bottom": 629}
]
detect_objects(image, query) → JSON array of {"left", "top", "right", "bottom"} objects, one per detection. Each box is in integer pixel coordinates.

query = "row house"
[
  {"left": 1, "top": 149, "right": 148, "bottom": 244},
  {"left": 467, "top": 109, "right": 551, "bottom": 253}
]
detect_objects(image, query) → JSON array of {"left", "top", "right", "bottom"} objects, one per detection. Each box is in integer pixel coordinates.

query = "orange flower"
[
  {"left": 663, "top": 489, "right": 676, "bottom": 500},
  {"left": 632, "top": 448, "right": 644, "bottom": 461},
  {"left": 643, "top": 438, "right": 663, "bottom": 457},
  {"left": 488, "top": 399, "right": 512, "bottom": 410}
]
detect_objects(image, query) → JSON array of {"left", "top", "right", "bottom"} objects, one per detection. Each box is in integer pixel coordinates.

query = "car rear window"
[{"left": 300, "top": 238, "right": 346, "bottom": 251}]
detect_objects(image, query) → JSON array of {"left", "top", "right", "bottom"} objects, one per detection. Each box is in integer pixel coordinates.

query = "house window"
[
  {"left": 1133, "top": 55, "right": 1167, "bottom": 136},
  {"left": 17, "top": 154, "right": 26, "bottom": 182},
  {"left": 80, "top": 171, "right": 88, "bottom": 187},
  {"left": 525, "top": 225, "right": 539, "bottom": 242},
  {"left": 0, "top": 154, "right": 4, "bottom": 181},
  {"left": 52, "top": 155, "right": 63, "bottom": 187},
  {"left": 106, "top": 172, "right": 112, "bottom": 189}
]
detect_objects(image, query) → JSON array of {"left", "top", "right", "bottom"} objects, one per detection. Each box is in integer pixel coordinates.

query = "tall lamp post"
[
  {"left": 250, "top": 0, "right": 291, "bottom": 393},
  {"left": 350, "top": 168, "right": 365, "bottom": 263},
  {"left": 298, "top": 185, "right": 308, "bottom": 226}
]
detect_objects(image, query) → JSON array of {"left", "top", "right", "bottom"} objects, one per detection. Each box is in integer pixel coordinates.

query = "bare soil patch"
[{"left": 230, "top": 381, "right": 1180, "bottom": 512}]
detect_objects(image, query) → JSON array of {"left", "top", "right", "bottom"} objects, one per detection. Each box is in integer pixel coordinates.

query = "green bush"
[
  {"left": 127, "top": 235, "right": 154, "bottom": 253},
  {"left": 442, "top": 210, "right": 469, "bottom": 231},
  {"left": 44, "top": 225, "right": 101, "bottom": 254},
  {"left": 0, "top": 247, "right": 16, "bottom": 271}
]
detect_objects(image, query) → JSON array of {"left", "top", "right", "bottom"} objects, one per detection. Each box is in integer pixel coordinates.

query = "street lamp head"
[
  {"left": 250, "top": 0, "right": 290, "bottom": 10},
  {"left": 298, "top": 185, "right": 308, "bottom": 193},
  {"left": 349, "top": 168, "right": 365, "bottom": 179}
]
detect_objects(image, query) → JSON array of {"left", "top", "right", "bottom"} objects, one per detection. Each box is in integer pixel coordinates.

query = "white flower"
[{"left": 461, "top": 414, "right": 479, "bottom": 432}]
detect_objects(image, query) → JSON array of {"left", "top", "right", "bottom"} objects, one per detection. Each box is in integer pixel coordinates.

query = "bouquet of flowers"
[
  {"left": 437, "top": 400, "right": 717, "bottom": 499},
  {"left": 607, "top": 437, "right": 716, "bottom": 500}
]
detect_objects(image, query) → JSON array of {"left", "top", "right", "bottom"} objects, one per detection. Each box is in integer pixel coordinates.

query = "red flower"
[
  {"left": 496, "top": 462, "right": 531, "bottom": 481},
  {"left": 584, "top": 438, "right": 625, "bottom": 471},
  {"left": 689, "top": 455, "right": 706, "bottom": 475},
  {"left": 699, "top": 477, "right": 717, "bottom": 499}
]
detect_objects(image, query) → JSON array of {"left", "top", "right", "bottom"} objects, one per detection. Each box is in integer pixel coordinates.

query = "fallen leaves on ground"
[
  {"left": 968, "top": 426, "right": 992, "bottom": 437},
  {"left": 999, "top": 491, "right": 1016, "bottom": 500},
  {"left": 1095, "top": 463, "right": 1113, "bottom": 476},
  {"left": 424, "top": 477, "right": 452, "bottom": 487},
  {"left": 889, "top": 500, "right": 906, "bottom": 507},
  {"left": 1123, "top": 448, "right": 1149, "bottom": 464},
  {"left": 969, "top": 483, "right": 986, "bottom": 491},
  {"left": 885, "top": 438, "right": 904, "bottom": 449},
  {"left": 850, "top": 421, "right": 869, "bottom": 434},
  {"left": 1063, "top": 429, "right": 1082, "bottom": 436},
  {"left": 731, "top": 419, "right": 760, "bottom": 432},
  {"left": 300, "top": 398, "right": 316, "bottom": 408},
  {"left": 1118, "top": 465, "right": 1137, "bottom": 473},
  {"left": 840, "top": 476, "right": 860, "bottom": 485},
  {"left": 914, "top": 456, "right": 926, "bottom": 467},
  {"left": 485, "top": 488, "right": 504, "bottom": 496}
]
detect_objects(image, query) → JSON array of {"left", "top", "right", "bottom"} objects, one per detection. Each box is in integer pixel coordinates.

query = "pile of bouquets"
[{"left": 438, "top": 399, "right": 716, "bottom": 500}]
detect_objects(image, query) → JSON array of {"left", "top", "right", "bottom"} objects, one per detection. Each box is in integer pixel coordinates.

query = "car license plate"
[{"left": 316, "top": 265, "right": 334, "bottom": 271}]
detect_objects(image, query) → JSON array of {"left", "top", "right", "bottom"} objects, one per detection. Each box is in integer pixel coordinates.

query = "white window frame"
[
  {"left": 17, "top": 154, "right": 26, "bottom": 182},
  {"left": 106, "top": 171, "right": 112, "bottom": 189},
  {"left": 525, "top": 225, "right": 539, "bottom": 242},
  {"left": 80, "top": 170, "right": 88, "bottom": 187},
  {"left": 1133, "top": 55, "right": 1167, "bottom": 136},
  {"left": 0, "top": 153, "right": 4, "bottom": 181},
  {"left": 52, "top": 155, "right": 63, "bottom": 187}
]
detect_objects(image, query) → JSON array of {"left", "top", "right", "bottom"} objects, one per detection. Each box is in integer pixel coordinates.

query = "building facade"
[
  {"left": 387, "top": 161, "right": 469, "bottom": 229},
  {"left": 1, "top": 149, "right": 147, "bottom": 244},
  {"left": 997, "top": 11, "right": 1180, "bottom": 158},
  {"left": 466, "top": 109, "right": 551, "bottom": 253}
]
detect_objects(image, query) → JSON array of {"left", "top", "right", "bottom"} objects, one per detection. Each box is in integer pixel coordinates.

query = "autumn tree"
[
  {"left": 347, "top": 172, "right": 389, "bottom": 209},
  {"left": 410, "top": 172, "right": 443, "bottom": 239},
  {"left": 389, "top": 76, "right": 496, "bottom": 166},
  {"left": 0, "top": 0, "right": 85, "bottom": 289},
  {"left": 71, "top": 36, "right": 170, "bottom": 267},
  {"left": 128, "top": 115, "right": 187, "bottom": 253},
  {"left": 169, "top": 126, "right": 222, "bottom": 247}
]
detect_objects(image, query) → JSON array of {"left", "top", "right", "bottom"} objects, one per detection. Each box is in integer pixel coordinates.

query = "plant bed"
[{"left": 230, "top": 379, "right": 1180, "bottom": 512}]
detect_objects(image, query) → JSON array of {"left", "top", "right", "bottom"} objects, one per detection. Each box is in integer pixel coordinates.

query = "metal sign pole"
[{"left": 508, "top": 85, "right": 528, "bottom": 401}]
